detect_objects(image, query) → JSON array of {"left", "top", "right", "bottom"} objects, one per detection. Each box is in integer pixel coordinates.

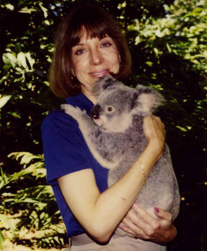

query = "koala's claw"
[
  {"left": 61, "top": 104, "right": 69, "bottom": 111},
  {"left": 61, "top": 104, "right": 86, "bottom": 120}
]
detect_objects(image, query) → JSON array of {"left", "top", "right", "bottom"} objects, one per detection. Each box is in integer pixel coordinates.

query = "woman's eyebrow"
[
  {"left": 73, "top": 42, "right": 84, "bottom": 47},
  {"left": 74, "top": 36, "right": 110, "bottom": 47}
]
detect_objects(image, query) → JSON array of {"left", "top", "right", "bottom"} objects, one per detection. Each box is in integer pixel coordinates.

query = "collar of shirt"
[{"left": 65, "top": 93, "right": 94, "bottom": 115}]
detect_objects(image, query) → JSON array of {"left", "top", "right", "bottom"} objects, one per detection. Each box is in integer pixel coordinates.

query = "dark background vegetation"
[{"left": 0, "top": 0, "right": 207, "bottom": 250}]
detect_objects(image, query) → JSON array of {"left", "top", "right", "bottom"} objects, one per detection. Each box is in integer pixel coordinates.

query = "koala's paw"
[{"left": 61, "top": 104, "right": 86, "bottom": 120}]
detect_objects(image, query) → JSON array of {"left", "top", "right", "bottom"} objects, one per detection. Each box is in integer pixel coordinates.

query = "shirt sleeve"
[{"left": 41, "top": 109, "right": 91, "bottom": 185}]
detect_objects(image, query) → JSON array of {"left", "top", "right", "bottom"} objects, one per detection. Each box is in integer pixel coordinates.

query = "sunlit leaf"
[
  {"left": 146, "top": 61, "right": 153, "bottom": 67},
  {"left": 166, "top": 43, "right": 172, "bottom": 53},
  {"left": 17, "top": 52, "right": 27, "bottom": 68},
  {"left": 0, "top": 230, "right": 5, "bottom": 250},
  {"left": 176, "top": 126, "right": 188, "bottom": 132},
  {"left": 7, "top": 112, "right": 21, "bottom": 119},
  {"left": 5, "top": 4, "right": 14, "bottom": 11},
  {"left": 19, "top": 7, "right": 36, "bottom": 14},
  {"left": 39, "top": 3, "right": 48, "bottom": 18},
  {"left": 44, "top": 20, "right": 50, "bottom": 26},
  {"left": 25, "top": 52, "right": 35, "bottom": 69},
  {"left": 0, "top": 95, "right": 12, "bottom": 109},
  {"left": 2, "top": 53, "right": 17, "bottom": 67}
]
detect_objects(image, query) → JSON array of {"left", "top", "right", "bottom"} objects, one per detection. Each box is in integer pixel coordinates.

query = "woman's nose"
[{"left": 90, "top": 49, "right": 103, "bottom": 65}]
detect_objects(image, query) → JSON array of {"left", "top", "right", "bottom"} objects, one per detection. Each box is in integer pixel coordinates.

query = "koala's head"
[{"left": 90, "top": 76, "right": 164, "bottom": 132}]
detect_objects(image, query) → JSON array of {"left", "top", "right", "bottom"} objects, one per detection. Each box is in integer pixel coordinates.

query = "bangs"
[
  {"left": 69, "top": 5, "right": 114, "bottom": 47},
  {"left": 70, "top": 24, "right": 108, "bottom": 47}
]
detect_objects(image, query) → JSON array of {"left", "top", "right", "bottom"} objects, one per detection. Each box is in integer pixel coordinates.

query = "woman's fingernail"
[{"left": 154, "top": 207, "right": 159, "bottom": 213}]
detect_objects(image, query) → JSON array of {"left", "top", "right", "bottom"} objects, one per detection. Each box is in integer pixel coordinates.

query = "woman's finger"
[
  {"left": 132, "top": 205, "right": 177, "bottom": 241},
  {"left": 132, "top": 204, "right": 161, "bottom": 229},
  {"left": 119, "top": 205, "right": 177, "bottom": 242},
  {"left": 153, "top": 207, "right": 173, "bottom": 229},
  {"left": 143, "top": 115, "right": 166, "bottom": 144},
  {"left": 121, "top": 207, "right": 159, "bottom": 239},
  {"left": 121, "top": 216, "right": 149, "bottom": 239},
  {"left": 118, "top": 222, "right": 137, "bottom": 237},
  {"left": 154, "top": 207, "right": 172, "bottom": 222},
  {"left": 123, "top": 211, "right": 146, "bottom": 236}
]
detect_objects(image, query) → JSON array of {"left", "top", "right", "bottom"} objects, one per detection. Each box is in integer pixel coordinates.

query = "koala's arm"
[
  {"left": 62, "top": 104, "right": 98, "bottom": 132},
  {"left": 62, "top": 104, "right": 116, "bottom": 168},
  {"left": 62, "top": 104, "right": 102, "bottom": 144}
]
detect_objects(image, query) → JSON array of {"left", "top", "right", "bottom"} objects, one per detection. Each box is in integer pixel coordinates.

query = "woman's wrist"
[{"left": 146, "top": 139, "right": 164, "bottom": 160}]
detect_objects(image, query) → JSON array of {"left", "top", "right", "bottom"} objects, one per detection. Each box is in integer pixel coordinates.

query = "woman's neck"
[{"left": 81, "top": 86, "right": 97, "bottom": 104}]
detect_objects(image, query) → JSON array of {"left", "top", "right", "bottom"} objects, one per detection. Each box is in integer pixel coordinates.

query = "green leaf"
[
  {"left": 0, "top": 230, "right": 5, "bottom": 250},
  {"left": 8, "top": 152, "right": 42, "bottom": 165},
  {"left": 2, "top": 53, "right": 17, "bottom": 67},
  {"left": 17, "top": 52, "right": 27, "bottom": 68},
  {"left": 39, "top": 3, "right": 48, "bottom": 18},
  {"left": 176, "top": 126, "right": 188, "bottom": 132},
  {"left": 166, "top": 43, "right": 172, "bottom": 53},
  {"left": 146, "top": 61, "right": 153, "bottom": 67},
  {"left": 5, "top": 4, "right": 14, "bottom": 11},
  {"left": 153, "top": 48, "right": 159, "bottom": 56},
  {"left": 0, "top": 95, "right": 12, "bottom": 109},
  {"left": 25, "top": 52, "right": 35, "bottom": 69}
]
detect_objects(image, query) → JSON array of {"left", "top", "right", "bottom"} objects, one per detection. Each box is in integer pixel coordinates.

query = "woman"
[{"left": 41, "top": 2, "right": 177, "bottom": 250}]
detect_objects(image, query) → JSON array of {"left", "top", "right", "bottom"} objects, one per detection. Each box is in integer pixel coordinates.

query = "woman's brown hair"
[{"left": 49, "top": 1, "right": 132, "bottom": 97}]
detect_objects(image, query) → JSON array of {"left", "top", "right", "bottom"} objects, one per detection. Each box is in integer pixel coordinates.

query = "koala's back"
[
  {"left": 95, "top": 116, "right": 146, "bottom": 169},
  {"left": 135, "top": 146, "right": 179, "bottom": 215},
  {"left": 106, "top": 117, "right": 180, "bottom": 219}
]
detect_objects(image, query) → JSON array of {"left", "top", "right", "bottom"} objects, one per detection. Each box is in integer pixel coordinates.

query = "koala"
[{"left": 62, "top": 76, "right": 180, "bottom": 250}]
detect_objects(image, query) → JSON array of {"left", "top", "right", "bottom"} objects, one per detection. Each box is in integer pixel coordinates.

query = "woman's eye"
[
  {"left": 75, "top": 49, "right": 85, "bottom": 55},
  {"left": 101, "top": 42, "right": 111, "bottom": 48}
]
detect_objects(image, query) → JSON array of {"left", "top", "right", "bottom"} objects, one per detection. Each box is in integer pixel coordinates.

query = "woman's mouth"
[{"left": 90, "top": 69, "right": 109, "bottom": 78}]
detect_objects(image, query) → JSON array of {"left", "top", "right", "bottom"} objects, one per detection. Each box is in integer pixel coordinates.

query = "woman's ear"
[
  {"left": 71, "top": 67, "right": 76, "bottom": 76},
  {"left": 119, "top": 53, "right": 121, "bottom": 63}
]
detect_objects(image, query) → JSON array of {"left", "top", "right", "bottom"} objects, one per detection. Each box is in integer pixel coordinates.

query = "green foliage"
[
  {"left": 126, "top": 0, "right": 207, "bottom": 148},
  {"left": 0, "top": 0, "right": 64, "bottom": 163},
  {"left": 0, "top": 152, "right": 66, "bottom": 249},
  {"left": 137, "top": 1, "right": 207, "bottom": 73},
  {"left": 0, "top": 1, "right": 67, "bottom": 249},
  {"left": 0, "top": 231, "right": 5, "bottom": 250}
]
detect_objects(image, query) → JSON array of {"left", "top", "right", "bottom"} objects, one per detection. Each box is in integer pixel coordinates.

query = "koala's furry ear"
[
  {"left": 134, "top": 85, "right": 165, "bottom": 115},
  {"left": 93, "top": 76, "right": 121, "bottom": 97}
]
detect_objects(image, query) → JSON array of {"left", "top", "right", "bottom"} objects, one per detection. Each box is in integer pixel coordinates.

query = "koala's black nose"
[{"left": 90, "top": 104, "right": 101, "bottom": 119}]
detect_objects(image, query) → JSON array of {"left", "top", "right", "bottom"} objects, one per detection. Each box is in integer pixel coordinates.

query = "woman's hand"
[
  {"left": 143, "top": 115, "right": 166, "bottom": 159},
  {"left": 118, "top": 204, "right": 177, "bottom": 244}
]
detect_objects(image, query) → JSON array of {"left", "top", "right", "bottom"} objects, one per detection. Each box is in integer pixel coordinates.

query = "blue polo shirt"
[{"left": 41, "top": 93, "right": 108, "bottom": 237}]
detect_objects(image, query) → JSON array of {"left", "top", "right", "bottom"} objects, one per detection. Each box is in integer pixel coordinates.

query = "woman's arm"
[
  {"left": 119, "top": 204, "right": 177, "bottom": 243},
  {"left": 58, "top": 115, "right": 165, "bottom": 243}
]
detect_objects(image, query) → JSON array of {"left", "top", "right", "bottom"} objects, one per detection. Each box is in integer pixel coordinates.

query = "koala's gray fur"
[{"left": 62, "top": 76, "right": 180, "bottom": 250}]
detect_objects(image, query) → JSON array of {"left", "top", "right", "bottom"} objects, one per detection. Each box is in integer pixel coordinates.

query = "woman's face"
[{"left": 71, "top": 29, "right": 120, "bottom": 95}]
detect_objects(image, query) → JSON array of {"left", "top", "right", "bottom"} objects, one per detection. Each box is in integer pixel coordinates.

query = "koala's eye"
[{"left": 107, "top": 106, "right": 113, "bottom": 112}]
